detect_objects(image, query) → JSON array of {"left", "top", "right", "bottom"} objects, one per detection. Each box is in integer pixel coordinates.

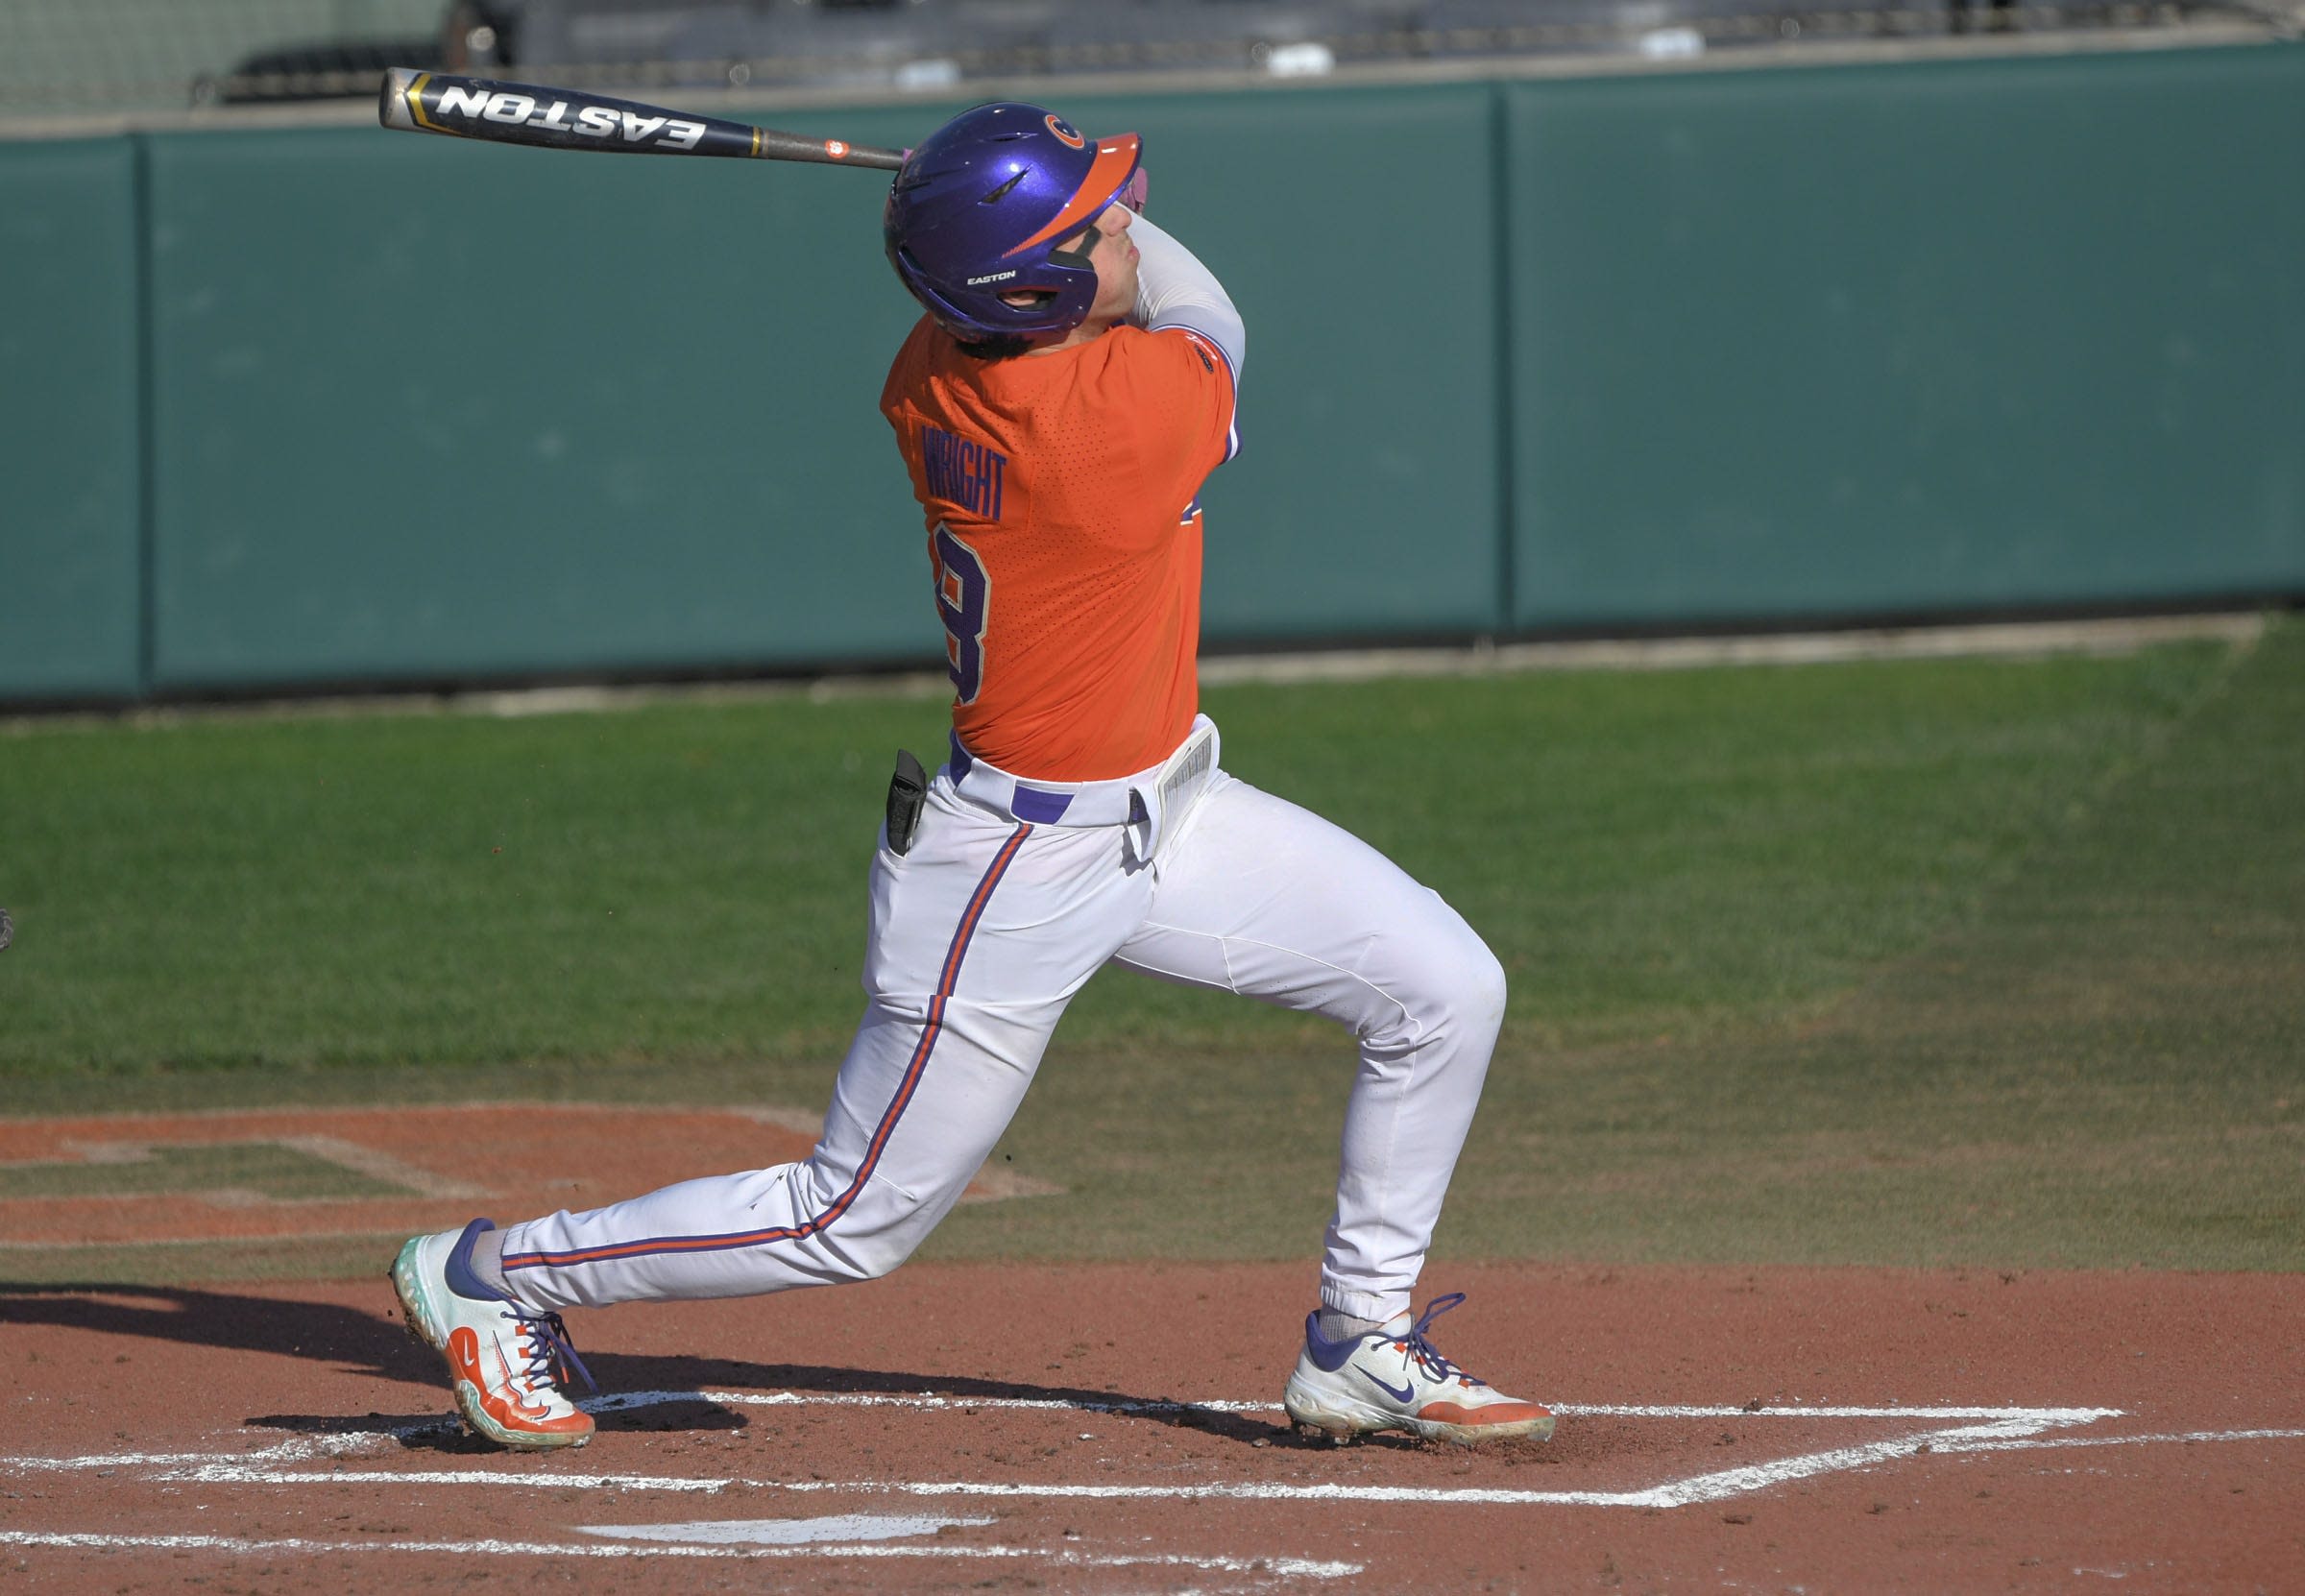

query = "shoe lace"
[
  {"left": 505, "top": 1306, "right": 596, "bottom": 1397},
  {"left": 1395, "top": 1292, "right": 1487, "bottom": 1390}
]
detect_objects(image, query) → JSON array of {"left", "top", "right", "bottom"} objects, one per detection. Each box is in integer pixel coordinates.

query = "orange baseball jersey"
[{"left": 880, "top": 314, "right": 1239, "bottom": 782}]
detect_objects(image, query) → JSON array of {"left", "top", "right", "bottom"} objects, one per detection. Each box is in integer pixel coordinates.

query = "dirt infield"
[
  {"left": 4, "top": 1261, "right": 2300, "bottom": 1592},
  {"left": 0, "top": 1105, "right": 1051, "bottom": 1253}
]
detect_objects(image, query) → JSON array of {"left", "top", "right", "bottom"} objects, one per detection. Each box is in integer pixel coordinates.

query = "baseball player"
[{"left": 392, "top": 102, "right": 1552, "bottom": 1453}]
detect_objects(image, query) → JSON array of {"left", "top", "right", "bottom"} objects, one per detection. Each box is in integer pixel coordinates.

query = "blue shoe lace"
[
  {"left": 1395, "top": 1293, "right": 1488, "bottom": 1390},
  {"left": 508, "top": 1306, "right": 597, "bottom": 1397}
]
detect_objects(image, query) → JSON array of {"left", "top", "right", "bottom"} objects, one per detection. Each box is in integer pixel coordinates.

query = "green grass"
[
  {"left": 0, "top": 1141, "right": 403, "bottom": 1201},
  {"left": 2, "top": 617, "right": 2298, "bottom": 1275}
]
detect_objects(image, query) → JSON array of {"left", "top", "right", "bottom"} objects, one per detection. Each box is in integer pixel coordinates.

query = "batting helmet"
[{"left": 885, "top": 102, "right": 1143, "bottom": 343}]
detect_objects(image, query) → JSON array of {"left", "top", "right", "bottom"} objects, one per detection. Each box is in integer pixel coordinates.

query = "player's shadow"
[
  {"left": 0, "top": 1279, "right": 560, "bottom": 1452},
  {"left": 0, "top": 1281, "right": 1306, "bottom": 1450},
  {"left": 0, "top": 1279, "right": 432, "bottom": 1382},
  {"left": 246, "top": 1352, "right": 1300, "bottom": 1449},
  {"left": 574, "top": 1350, "right": 1297, "bottom": 1448}
]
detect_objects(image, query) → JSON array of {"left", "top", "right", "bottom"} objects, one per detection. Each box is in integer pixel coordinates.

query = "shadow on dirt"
[
  {"left": 0, "top": 1281, "right": 1324, "bottom": 1449},
  {"left": 576, "top": 1353, "right": 1306, "bottom": 1447},
  {"left": 1, "top": 1279, "right": 432, "bottom": 1382}
]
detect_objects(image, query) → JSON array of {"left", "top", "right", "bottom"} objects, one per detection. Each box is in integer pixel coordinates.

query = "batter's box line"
[
  {"left": 13, "top": 1398, "right": 2297, "bottom": 1512},
  {"left": 32, "top": 1395, "right": 2259, "bottom": 1513},
  {"left": 575, "top": 1393, "right": 2132, "bottom": 1511},
  {"left": 586, "top": 1390, "right": 2116, "bottom": 1423},
  {"left": 0, "top": 1530, "right": 1358, "bottom": 1581},
  {"left": 37, "top": 1417, "right": 2147, "bottom": 1514}
]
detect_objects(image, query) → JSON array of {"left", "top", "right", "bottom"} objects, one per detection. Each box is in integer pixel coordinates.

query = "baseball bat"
[{"left": 378, "top": 68, "right": 906, "bottom": 171}]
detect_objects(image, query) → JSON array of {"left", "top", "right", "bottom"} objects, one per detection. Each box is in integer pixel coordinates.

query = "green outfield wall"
[
  {"left": 1503, "top": 45, "right": 2305, "bottom": 628},
  {"left": 3, "top": 40, "right": 2300, "bottom": 704},
  {"left": 0, "top": 138, "right": 143, "bottom": 700}
]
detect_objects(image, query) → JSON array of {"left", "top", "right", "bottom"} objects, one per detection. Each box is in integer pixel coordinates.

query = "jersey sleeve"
[{"left": 1113, "top": 324, "right": 1239, "bottom": 501}]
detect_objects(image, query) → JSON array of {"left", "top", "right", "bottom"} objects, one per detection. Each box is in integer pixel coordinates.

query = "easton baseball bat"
[{"left": 378, "top": 68, "right": 906, "bottom": 171}]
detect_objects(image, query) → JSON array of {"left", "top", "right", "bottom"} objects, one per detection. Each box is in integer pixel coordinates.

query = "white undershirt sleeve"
[{"left": 1126, "top": 214, "right": 1247, "bottom": 386}]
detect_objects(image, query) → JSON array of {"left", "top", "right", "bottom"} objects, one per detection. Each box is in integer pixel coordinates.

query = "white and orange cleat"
[
  {"left": 1282, "top": 1293, "right": 1554, "bottom": 1446},
  {"left": 391, "top": 1219, "right": 595, "bottom": 1451}
]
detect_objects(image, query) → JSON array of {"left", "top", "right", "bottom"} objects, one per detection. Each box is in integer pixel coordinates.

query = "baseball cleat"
[
  {"left": 1281, "top": 1292, "right": 1554, "bottom": 1446},
  {"left": 390, "top": 1219, "right": 596, "bottom": 1451}
]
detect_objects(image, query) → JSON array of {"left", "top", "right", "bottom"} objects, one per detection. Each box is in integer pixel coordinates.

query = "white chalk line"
[
  {"left": 0, "top": 1397, "right": 2121, "bottom": 1478},
  {"left": 0, "top": 1530, "right": 1355, "bottom": 1577},
  {"left": 0, "top": 1397, "right": 2122, "bottom": 1480},
  {"left": 1941, "top": 1427, "right": 2305, "bottom": 1454},
  {"left": 578, "top": 1511, "right": 990, "bottom": 1546},
  {"left": 12, "top": 1401, "right": 2293, "bottom": 1518},
  {"left": 11, "top": 1403, "right": 2296, "bottom": 1573},
  {"left": 133, "top": 1416, "right": 2106, "bottom": 1509},
  {"left": 9, "top": 1399, "right": 2210, "bottom": 1511},
  {"left": 588, "top": 1390, "right": 2123, "bottom": 1422},
  {"left": 4, "top": 1438, "right": 339, "bottom": 1474}
]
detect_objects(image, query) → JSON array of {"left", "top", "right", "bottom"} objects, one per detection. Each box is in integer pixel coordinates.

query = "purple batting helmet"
[{"left": 885, "top": 102, "right": 1143, "bottom": 342}]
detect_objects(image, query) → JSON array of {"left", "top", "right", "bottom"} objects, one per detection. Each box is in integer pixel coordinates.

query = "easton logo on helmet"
[
  {"left": 1044, "top": 114, "right": 1085, "bottom": 149},
  {"left": 966, "top": 270, "right": 1020, "bottom": 286}
]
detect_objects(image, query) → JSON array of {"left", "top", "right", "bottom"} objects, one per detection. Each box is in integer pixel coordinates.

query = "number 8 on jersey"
[{"left": 933, "top": 524, "right": 990, "bottom": 704}]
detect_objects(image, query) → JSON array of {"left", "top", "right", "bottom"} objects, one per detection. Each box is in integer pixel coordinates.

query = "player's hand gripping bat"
[{"left": 378, "top": 68, "right": 906, "bottom": 171}]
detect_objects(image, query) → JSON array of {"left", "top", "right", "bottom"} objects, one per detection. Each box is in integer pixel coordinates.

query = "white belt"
[{"left": 947, "top": 717, "right": 1220, "bottom": 863}]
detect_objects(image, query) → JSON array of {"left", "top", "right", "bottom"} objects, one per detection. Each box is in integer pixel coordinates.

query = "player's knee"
[
  {"left": 822, "top": 1179, "right": 946, "bottom": 1282},
  {"left": 838, "top": 1231, "right": 917, "bottom": 1282},
  {"left": 1458, "top": 938, "right": 1508, "bottom": 1029},
  {"left": 1429, "top": 934, "right": 1507, "bottom": 1042},
  {"left": 1366, "top": 918, "right": 1506, "bottom": 1049},
  {"left": 823, "top": 1220, "right": 921, "bottom": 1284}
]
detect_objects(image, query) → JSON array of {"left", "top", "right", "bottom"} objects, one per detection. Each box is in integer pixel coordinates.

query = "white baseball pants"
[{"left": 496, "top": 719, "right": 1505, "bottom": 1325}]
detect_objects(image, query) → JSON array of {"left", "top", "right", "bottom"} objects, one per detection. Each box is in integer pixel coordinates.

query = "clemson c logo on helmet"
[{"left": 1045, "top": 114, "right": 1085, "bottom": 150}]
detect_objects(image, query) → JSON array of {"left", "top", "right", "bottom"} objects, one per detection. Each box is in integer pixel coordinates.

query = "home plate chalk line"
[
  {"left": 0, "top": 1531, "right": 1360, "bottom": 1578},
  {"left": 9, "top": 1392, "right": 2301, "bottom": 1570}
]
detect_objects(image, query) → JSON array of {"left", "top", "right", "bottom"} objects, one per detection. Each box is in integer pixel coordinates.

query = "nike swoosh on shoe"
[{"left": 1359, "top": 1369, "right": 1417, "bottom": 1404}]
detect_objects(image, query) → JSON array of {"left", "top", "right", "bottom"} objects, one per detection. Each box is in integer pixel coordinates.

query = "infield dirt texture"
[{"left": 2, "top": 616, "right": 2300, "bottom": 1589}]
